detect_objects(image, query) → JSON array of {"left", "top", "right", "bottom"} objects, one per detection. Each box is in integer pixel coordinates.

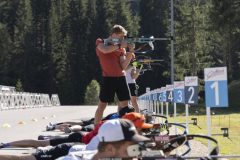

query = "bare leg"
[
  {"left": 56, "top": 124, "right": 72, "bottom": 131},
  {"left": 94, "top": 101, "right": 107, "bottom": 125},
  {"left": 9, "top": 139, "right": 50, "bottom": 148},
  {"left": 130, "top": 96, "right": 140, "bottom": 113},
  {"left": 69, "top": 125, "right": 83, "bottom": 132},
  {"left": 0, "top": 154, "right": 36, "bottom": 160},
  {"left": 60, "top": 125, "right": 83, "bottom": 133}
]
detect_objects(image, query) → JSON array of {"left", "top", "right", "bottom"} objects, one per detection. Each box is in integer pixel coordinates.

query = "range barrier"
[
  {"left": 51, "top": 94, "right": 61, "bottom": 106},
  {"left": 0, "top": 92, "right": 60, "bottom": 111}
]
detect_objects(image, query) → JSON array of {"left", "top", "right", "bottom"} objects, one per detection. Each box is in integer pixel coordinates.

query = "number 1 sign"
[{"left": 204, "top": 67, "right": 228, "bottom": 107}]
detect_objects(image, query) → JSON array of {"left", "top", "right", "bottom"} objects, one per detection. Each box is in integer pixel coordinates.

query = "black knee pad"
[
  {"left": 119, "top": 106, "right": 135, "bottom": 117},
  {"left": 68, "top": 132, "right": 83, "bottom": 142}
]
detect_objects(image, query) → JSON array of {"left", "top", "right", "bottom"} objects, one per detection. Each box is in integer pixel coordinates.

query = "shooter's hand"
[
  {"left": 128, "top": 43, "right": 135, "bottom": 52},
  {"left": 127, "top": 52, "right": 135, "bottom": 60}
]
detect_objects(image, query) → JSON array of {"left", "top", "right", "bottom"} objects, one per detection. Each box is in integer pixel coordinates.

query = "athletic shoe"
[
  {"left": 0, "top": 143, "right": 4, "bottom": 149},
  {"left": 46, "top": 122, "right": 55, "bottom": 131},
  {"left": 38, "top": 135, "right": 52, "bottom": 140},
  {"left": 0, "top": 143, "right": 9, "bottom": 149}
]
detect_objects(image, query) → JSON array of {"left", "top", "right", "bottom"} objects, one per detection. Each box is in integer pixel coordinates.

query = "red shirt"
[
  {"left": 96, "top": 38, "right": 125, "bottom": 77},
  {"left": 81, "top": 121, "right": 104, "bottom": 144}
]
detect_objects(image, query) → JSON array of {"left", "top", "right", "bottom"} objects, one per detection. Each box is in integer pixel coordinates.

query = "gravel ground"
[{"left": 168, "top": 126, "right": 229, "bottom": 160}]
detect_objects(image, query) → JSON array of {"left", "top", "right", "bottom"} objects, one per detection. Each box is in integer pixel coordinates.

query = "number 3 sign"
[
  {"left": 184, "top": 76, "right": 198, "bottom": 105},
  {"left": 173, "top": 81, "right": 185, "bottom": 103},
  {"left": 204, "top": 67, "right": 228, "bottom": 107}
]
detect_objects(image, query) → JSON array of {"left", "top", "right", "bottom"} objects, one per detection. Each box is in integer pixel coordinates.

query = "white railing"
[
  {"left": 51, "top": 94, "right": 61, "bottom": 106},
  {"left": 0, "top": 92, "right": 60, "bottom": 111}
]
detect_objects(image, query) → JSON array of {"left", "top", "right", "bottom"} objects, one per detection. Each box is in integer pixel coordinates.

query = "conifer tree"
[
  {"left": 138, "top": 0, "right": 169, "bottom": 92},
  {"left": 210, "top": 0, "right": 240, "bottom": 80},
  {"left": 174, "top": 0, "right": 214, "bottom": 80}
]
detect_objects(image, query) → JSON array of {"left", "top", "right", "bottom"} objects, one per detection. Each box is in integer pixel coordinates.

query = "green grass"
[{"left": 168, "top": 113, "right": 240, "bottom": 155}]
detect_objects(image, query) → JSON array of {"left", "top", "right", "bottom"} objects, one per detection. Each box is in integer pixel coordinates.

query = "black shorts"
[
  {"left": 128, "top": 83, "right": 138, "bottom": 96},
  {"left": 49, "top": 132, "right": 83, "bottom": 146},
  {"left": 99, "top": 76, "right": 130, "bottom": 103},
  {"left": 33, "top": 143, "right": 74, "bottom": 160}
]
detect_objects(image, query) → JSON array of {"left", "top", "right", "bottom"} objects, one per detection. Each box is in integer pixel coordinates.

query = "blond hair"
[{"left": 111, "top": 25, "right": 127, "bottom": 36}]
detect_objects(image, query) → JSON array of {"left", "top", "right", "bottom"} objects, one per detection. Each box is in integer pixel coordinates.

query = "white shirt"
[
  {"left": 125, "top": 66, "right": 136, "bottom": 84},
  {"left": 86, "top": 136, "right": 99, "bottom": 150},
  {"left": 57, "top": 150, "right": 97, "bottom": 160}
]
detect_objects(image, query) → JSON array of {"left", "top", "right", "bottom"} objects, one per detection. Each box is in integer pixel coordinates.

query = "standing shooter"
[{"left": 94, "top": 25, "right": 135, "bottom": 125}]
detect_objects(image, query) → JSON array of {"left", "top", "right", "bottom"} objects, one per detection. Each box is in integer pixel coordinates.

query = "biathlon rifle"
[
  {"left": 131, "top": 58, "right": 163, "bottom": 75},
  {"left": 132, "top": 59, "right": 163, "bottom": 67},
  {"left": 138, "top": 134, "right": 220, "bottom": 160},
  {"left": 104, "top": 36, "right": 155, "bottom": 52},
  {"left": 104, "top": 36, "right": 155, "bottom": 45}
]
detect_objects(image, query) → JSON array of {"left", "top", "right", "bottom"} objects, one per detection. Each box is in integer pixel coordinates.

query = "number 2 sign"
[
  {"left": 184, "top": 76, "right": 198, "bottom": 105},
  {"left": 204, "top": 67, "right": 228, "bottom": 107}
]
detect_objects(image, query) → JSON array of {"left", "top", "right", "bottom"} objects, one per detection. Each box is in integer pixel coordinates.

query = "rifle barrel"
[
  {"left": 152, "top": 38, "right": 169, "bottom": 41},
  {"left": 181, "top": 155, "right": 240, "bottom": 159}
]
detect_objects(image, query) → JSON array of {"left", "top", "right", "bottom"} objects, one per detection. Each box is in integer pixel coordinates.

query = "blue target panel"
[
  {"left": 184, "top": 77, "right": 198, "bottom": 105},
  {"left": 204, "top": 67, "right": 228, "bottom": 107},
  {"left": 166, "top": 85, "right": 173, "bottom": 102},
  {"left": 173, "top": 81, "right": 185, "bottom": 103},
  {"left": 161, "top": 87, "right": 167, "bottom": 102}
]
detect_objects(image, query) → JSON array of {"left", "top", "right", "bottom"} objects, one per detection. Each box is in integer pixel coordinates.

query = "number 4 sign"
[
  {"left": 166, "top": 85, "right": 174, "bottom": 102},
  {"left": 204, "top": 67, "right": 228, "bottom": 107},
  {"left": 184, "top": 76, "right": 198, "bottom": 105}
]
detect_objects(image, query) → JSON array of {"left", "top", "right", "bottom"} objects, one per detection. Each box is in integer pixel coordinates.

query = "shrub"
[{"left": 84, "top": 79, "right": 100, "bottom": 105}]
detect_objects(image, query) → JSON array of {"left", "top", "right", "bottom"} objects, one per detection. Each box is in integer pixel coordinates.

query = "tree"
[
  {"left": 48, "top": 0, "right": 71, "bottom": 104},
  {"left": 0, "top": 23, "right": 11, "bottom": 84},
  {"left": 15, "top": 79, "right": 23, "bottom": 92},
  {"left": 113, "top": 0, "right": 139, "bottom": 36},
  {"left": 84, "top": 79, "right": 100, "bottom": 105},
  {"left": 174, "top": 0, "right": 215, "bottom": 81},
  {"left": 210, "top": 0, "right": 240, "bottom": 81},
  {"left": 0, "top": 0, "right": 32, "bottom": 86},
  {"left": 138, "top": 0, "right": 169, "bottom": 93}
]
